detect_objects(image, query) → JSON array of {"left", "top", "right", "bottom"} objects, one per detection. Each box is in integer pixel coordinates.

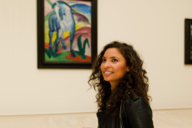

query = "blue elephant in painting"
[{"left": 47, "top": 0, "right": 76, "bottom": 58}]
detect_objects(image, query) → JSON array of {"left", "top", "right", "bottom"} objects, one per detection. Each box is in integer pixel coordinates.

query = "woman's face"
[{"left": 100, "top": 48, "right": 129, "bottom": 87}]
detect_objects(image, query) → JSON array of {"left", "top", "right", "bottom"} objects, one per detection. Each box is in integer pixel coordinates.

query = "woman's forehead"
[{"left": 103, "top": 48, "right": 124, "bottom": 58}]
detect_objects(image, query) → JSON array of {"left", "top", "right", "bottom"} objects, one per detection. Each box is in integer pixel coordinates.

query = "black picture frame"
[
  {"left": 37, "top": 0, "right": 97, "bottom": 69},
  {"left": 185, "top": 19, "right": 192, "bottom": 64}
]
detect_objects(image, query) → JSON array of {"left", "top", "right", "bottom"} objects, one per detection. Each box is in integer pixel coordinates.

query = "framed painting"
[
  {"left": 185, "top": 19, "right": 192, "bottom": 64},
  {"left": 37, "top": 0, "right": 97, "bottom": 68}
]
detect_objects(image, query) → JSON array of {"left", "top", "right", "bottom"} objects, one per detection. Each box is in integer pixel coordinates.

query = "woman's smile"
[{"left": 103, "top": 71, "right": 114, "bottom": 75}]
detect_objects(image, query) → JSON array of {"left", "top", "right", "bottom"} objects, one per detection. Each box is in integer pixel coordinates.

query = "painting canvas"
[
  {"left": 185, "top": 19, "right": 192, "bottom": 64},
  {"left": 37, "top": 0, "right": 97, "bottom": 68}
]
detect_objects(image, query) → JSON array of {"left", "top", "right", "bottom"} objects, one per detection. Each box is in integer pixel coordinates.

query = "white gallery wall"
[{"left": 0, "top": 0, "right": 192, "bottom": 115}]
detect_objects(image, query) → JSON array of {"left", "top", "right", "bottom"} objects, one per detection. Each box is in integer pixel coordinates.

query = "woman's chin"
[{"left": 104, "top": 79, "right": 110, "bottom": 82}]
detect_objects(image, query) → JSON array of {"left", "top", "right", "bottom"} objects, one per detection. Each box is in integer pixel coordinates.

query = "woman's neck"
[{"left": 110, "top": 81, "right": 119, "bottom": 90}]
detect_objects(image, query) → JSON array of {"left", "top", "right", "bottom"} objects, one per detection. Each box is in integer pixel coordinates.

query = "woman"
[{"left": 88, "top": 41, "right": 154, "bottom": 128}]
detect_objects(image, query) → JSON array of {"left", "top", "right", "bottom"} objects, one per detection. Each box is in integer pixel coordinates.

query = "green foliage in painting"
[
  {"left": 75, "top": 34, "right": 90, "bottom": 59},
  {"left": 47, "top": 0, "right": 53, "bottom": 7},
  {"left": 45, "top": 50, "right": 73, "bottom": 62}
]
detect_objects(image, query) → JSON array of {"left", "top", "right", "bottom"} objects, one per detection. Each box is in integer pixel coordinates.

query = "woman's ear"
[{"left": 126, "top": 67, "right": 130, "bottom": 72}]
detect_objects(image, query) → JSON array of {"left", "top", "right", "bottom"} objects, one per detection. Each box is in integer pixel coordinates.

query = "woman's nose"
[{"left": 104, "top": 61, "right": 110, "bottom": 68}]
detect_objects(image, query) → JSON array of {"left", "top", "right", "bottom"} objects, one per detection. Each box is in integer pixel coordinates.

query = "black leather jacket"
[{"left": 97, "top": 95, "right": 154, "bottom": 128}]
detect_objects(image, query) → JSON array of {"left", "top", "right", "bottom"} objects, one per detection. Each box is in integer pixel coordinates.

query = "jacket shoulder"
[
  {"left": 123, "top": 94, "right": 143, "bottom": 105},
  {"left": 122, "top": 95, "right": 151, "bottom": 114},
  {"left": 121, "top": 95, "right": 154, "bottom": 128}
]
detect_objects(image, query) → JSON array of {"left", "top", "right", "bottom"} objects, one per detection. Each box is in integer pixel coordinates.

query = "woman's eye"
[
  {"left": 112, "top": 59, "right": 118, "bottom": 62},
  {"left": 102, "top": 59, "right": 106, "bottom": 62}
]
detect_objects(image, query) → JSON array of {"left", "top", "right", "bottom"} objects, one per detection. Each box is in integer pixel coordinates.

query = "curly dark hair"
[{"left": 88, "top": 41, "right": 151, "bottom": 115}]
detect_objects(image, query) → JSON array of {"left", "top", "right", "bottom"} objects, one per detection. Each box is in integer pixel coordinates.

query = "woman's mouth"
[{"left": 103, "top": 71, "right": 113, "bottom": 75}]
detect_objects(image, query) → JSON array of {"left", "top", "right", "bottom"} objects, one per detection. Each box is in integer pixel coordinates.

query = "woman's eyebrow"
[
  {"left": 102, "top": 56, "right": 120, "bottom": 59},
  {"left": 111, "top": 56, "right": 119, "bottom": 59}
]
